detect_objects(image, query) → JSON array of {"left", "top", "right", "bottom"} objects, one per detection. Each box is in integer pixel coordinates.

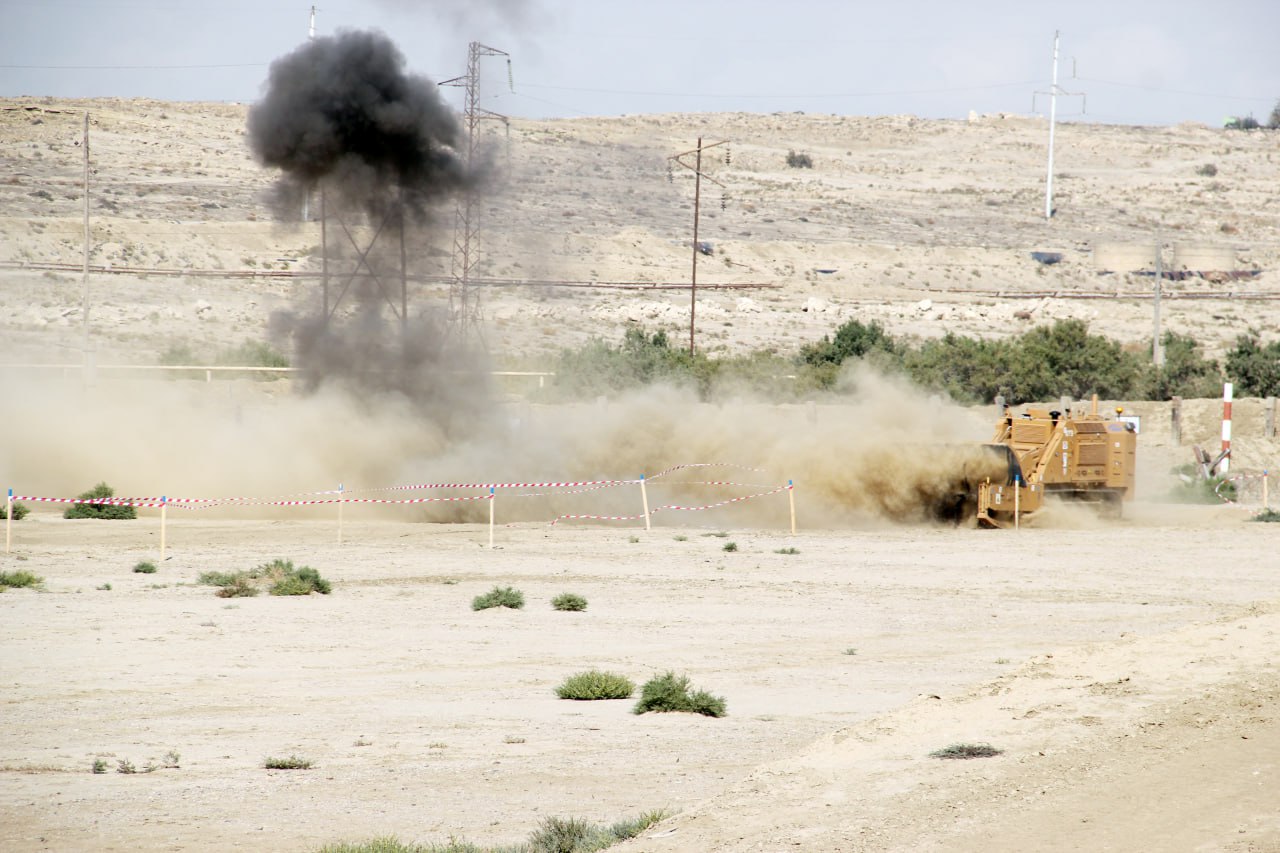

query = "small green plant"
[
  {"left": 264, "top": 755, "right": 313, "bottom": 770},
  {"left": 1195, "top": 163, "right": 1218, "bottom": 177},
  {"left": 471, "top": 585, "right": 524, "bottom": 611},
  {"left": 930, "top": 743, "right": 1003, "bottom": 760},
  {"left": 528, "top": 816, "right": 602, "bottom": 852},
  {"left": 701, "top": 531, "right": 729, "bottom": 538},
  {"left": 722, "top": 541, "right": 738, "bottom": 552},
  {"left": 162, "top": 750, "right": 180, "bottom": 768},
  {"left": 673, "top": 534, "right": 688, "bottom": 542},
  {"left": 1, "top": 501, "right": 28, "bottom": 520},
  {"left": 628, "top": 535, "right": 640, "bottom": 544},
  {"left": 63, "top": 482, "right": 137, "bottom": 520},
  {"left": 217, "top": 576, "right": 259, "bottom": 598},
  {"left": 96, "top": 582, "right": 112, "bottom": 591},
  {"left": 1251, "top": 508, "right": 1280, "bottom": 523},
  {"left": 133, "top": 560, "right": 158, "bottom": 574},
  {"left": 634, "top": 671, "right": 726, "bottom": 717},
  {"left": 198, "top": 560, "right": 329, "bottom": 597},
  {"left": 842, "top": 647, "right": 858, "bottom": 656},
  {"left": 315, "top": 809, "right": 669, "bottom": 853},
  {"left": 775, "top": 546, "right": 799, "bottom": 555},
  {"left": 0, "top": 570, "right": 42, "bottom": 590},
  {"left": 116, "top": 758, "right": 137, "bottom": 774},
  {"left": 91, "top": 759, "right": 107, "bottom": 774},
  {"left": 556, "top": 670, "right": 635, "bottom": 700},
  {"left": 551, "top": 592, "right": 587, "bottom": 612},
  {"left": 269, "top": 563, "right": 331, "bottom": 596}
]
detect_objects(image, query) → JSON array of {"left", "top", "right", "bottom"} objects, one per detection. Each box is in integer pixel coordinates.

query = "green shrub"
[
  {"left": 1, "top": 501, "right": 29, "bottom": 521},
  {"left": 1252, "top": 509, "right": 1280, "bottom": 523},
  {"left": 218, "top": 339, "right": 289, "bottom": 369},
  {"left": 556, "top": 670, "right": 635, "bottom": 701},
  {"left": 133, "top": 561, "right": 157, "bottom": 574},
  {"left": 269, "top": 563, "right": 331, "bottom": 596},
  {"left": 722, "top": 542, "right": 738, "bottom": 552},
  {"left": 1225, "top": 333, "right": 1280, "bottom": 397},
  {"left": 1165, "top": 470, "right": 1236, "bottom": 504},
  {"left": 218, "top": 576, "right": 259, "bottom": 598},
  {"left": 91, "top": 759, "right": 107, "bottom": 774},
  {"left": 63, "top": 482, "right": 136, "bottom": 520},
  {"left": 316, "top": 809, "right": 669, "bottom": 853},
  {"left": 930, "top": 743, "right": 1003, "bottom": 760},
  {"left": 0, "top": 570, "right": 42, "bottom": 590},
  {"left": 264, "top": 755, "right": 313, "bottom": 770},
  {"left": 472, "top": 586, "right": 524, "bottom": 611},
  {"left": 1196, "top": 163, "right": 1218, "bottom": 177},
  {"left": 775, "top": 547, "right": 800, "bottom": 555},
  {"left": 634, "top": 671, "right": 726, "bottom": 717},
  {"left": 199, "top": 560, "right": 329, "bottom": 597},
  {"left": 552, "top": 592, "right": 587, "bottom": 612},
  {"left": 158, "top": 343, "right": 200, "bottom": 365}
]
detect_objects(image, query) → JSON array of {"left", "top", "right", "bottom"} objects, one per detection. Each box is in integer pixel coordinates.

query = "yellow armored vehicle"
[{"left": 975, "top": 399, "right": 1137, "bottom": 528}]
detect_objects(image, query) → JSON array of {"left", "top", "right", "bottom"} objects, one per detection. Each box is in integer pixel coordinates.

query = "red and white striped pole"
[{"left": 1221, "top": 382, "right": 1233, "bottom": 475}]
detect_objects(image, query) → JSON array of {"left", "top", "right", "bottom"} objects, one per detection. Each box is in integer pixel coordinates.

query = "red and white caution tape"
[
  {"left": 12, "top": 495, "right": 187, "bottom": 509},
  {"left": 651, "top": 485, "right": 790, "bottom": 515}
]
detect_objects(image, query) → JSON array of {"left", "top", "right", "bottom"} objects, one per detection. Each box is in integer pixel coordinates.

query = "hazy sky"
[{"left": 2, "top": 0, "right": 1275, "bottom": 126}]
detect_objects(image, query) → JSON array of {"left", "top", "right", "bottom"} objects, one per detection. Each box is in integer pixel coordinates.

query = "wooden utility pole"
[
  {"left": 1153, "top": 238, "right": 1164, "bottom": 367},
  {"left": 669, "top": 137, "right": 727, "bottom": 354}
]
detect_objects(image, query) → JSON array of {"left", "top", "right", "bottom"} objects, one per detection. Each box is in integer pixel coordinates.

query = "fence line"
[{"left": 3, "top": 464, "right": 797, "bottom": 556}]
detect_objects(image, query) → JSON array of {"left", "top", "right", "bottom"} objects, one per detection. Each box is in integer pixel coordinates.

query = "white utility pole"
[
  {"left": 81, "top": 112, "right": 91, "bottom": 359},
  {"left": 1033, "top": 31, "right": 1085, "bottom": 221},
  {"left": 1044, "top": 31, "right": 1059, "bottom": 220}
]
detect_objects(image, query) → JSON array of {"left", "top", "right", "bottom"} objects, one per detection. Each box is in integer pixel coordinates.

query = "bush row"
[{"left": 549, "top": 320, "right": 1279, "bottom": 405}]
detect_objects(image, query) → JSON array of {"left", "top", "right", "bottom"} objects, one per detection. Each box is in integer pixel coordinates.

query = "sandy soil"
[
  {"left": 1, "top": 98, "right": 1279, "bottom": 852},
  {"left": 1, "top": 509, "right": 1277, "bottom": 852}
]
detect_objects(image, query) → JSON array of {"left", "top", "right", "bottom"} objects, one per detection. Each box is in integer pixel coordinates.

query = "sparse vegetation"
[
  {"left": 551, "top": 592, "right": 588, "bottom": 612},
  {"left": 930, "top": 743, "right": 1003, "bottom": 760},
  {"left": 1, "top": 501, "right": 29, "bottom": 521},
  {"left": 775, "top": 547, "right": 800, "bottom": 555},
  {"left": 722, "top": 541, "right": 738, "bottom": 552},
  {"left": 91, "top": 759, "right": 108, "bottom": 774},
  {"left": 546, "top": 319, "right": 1236, "bottom": 405},
  {"left": 197, "top": 559, "right": 330, "bottom": 597},
  {"left": 63, "top": 482, "right": 137, "bottom": 520},
  {"left": 471, "top": 585, "right": 525, "bottom": 611},
  {"left": 0, "top": 570, "right": 42, "bottom": 590},
  {"left": 264, "top": 755, "right": 313, "bottom": 770},
  {"left": 1195, "top": 163, "right": 1218, "bottom": 177},
  {"left": 556, "top": 670, "right": 635, "bottom": 700},
  {"left": 1250, "top": 508, "right": 1280, "bottom": 523},
  {"left": 315, "top": 809, "right": 668, "bottom": 853},
  {"left": 633, "top": 672, "right": 726, "bottom": 717},
  {"left": 785, "top": 150, "right": 813, "bottom": 168},
  {"left": 133, "top": 560, "right": 158, "bottom": 574}
]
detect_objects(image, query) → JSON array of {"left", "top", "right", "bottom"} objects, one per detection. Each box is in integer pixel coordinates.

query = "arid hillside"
[{"left": 2, "top": 98, "right": 1278, "bottom": 367}]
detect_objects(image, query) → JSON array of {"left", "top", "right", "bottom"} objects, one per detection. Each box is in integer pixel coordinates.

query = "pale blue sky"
[{"left": 1, "top": 0, "right": 1275, "bottom": 125}]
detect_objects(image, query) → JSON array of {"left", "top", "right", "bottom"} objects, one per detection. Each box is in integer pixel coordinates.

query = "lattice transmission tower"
[{"left": 441, "top": 42, "right": 511, "bottom": 354}]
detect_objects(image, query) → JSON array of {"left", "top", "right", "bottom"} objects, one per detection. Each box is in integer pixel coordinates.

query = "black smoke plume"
[
  {"left": 247, "top": 29, "right": 469, "bottom": 221},
  {"left": 249, "top": 30, "right": 495, "bottom": 430}
]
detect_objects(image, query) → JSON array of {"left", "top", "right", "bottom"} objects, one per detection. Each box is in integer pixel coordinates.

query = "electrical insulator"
[
  {"left": 724, "top": 145, "right": 731, "bottom": 165},
  {"left": 666, "top": 166, "right": 673, "bottom": 184},
  {"left": 720, "top": 193, "right": 728, "bottom": 211}
]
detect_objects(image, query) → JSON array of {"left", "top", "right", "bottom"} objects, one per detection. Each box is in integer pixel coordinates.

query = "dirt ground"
[
  {"left": 1, "top": 506, "right": 1277, "bottom": 852},
  {"left": 2, "top": 97, "right": 1280, "bottom": 852}
]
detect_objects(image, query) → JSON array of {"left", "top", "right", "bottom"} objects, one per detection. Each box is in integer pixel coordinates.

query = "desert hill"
[{"left": 2, "top": 97, "right": 1278, "bottom": 367}]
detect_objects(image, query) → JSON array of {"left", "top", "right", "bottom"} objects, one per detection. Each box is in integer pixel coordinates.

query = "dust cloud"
[{"left": 1, "top": 363, "right": 1008, "bottom": 528}]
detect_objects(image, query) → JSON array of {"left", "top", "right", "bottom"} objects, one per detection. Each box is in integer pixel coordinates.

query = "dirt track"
[{"left": 1, "top": 507, "right": 1276, "bottom": 851}]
